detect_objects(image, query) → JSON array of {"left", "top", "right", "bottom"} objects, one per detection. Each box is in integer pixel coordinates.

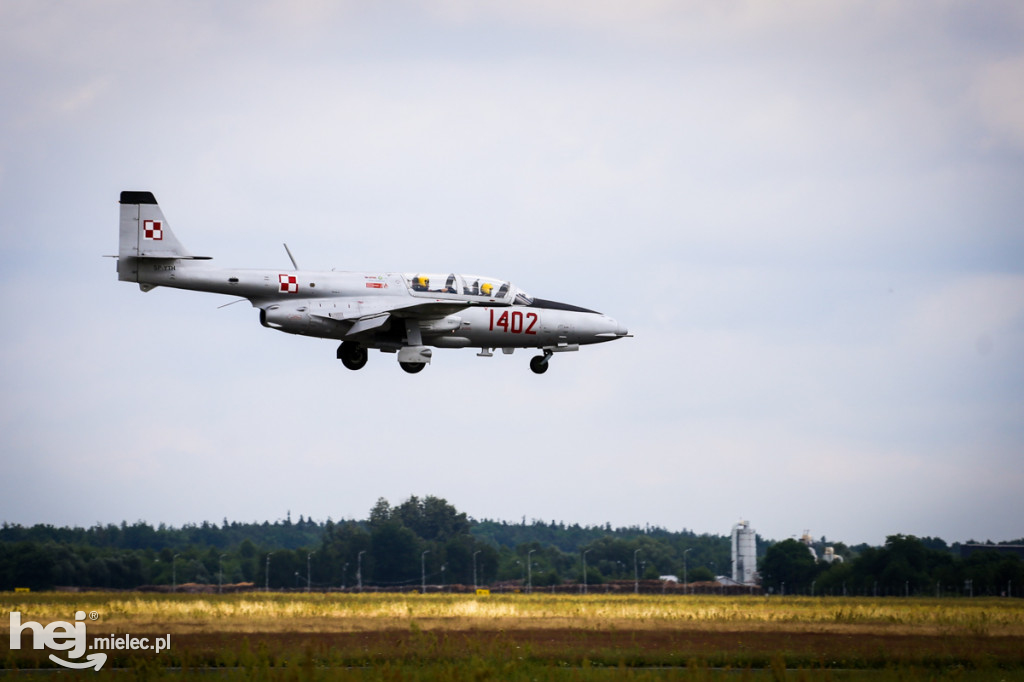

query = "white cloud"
[
  {"left": 900, "top": 274, "right": 1024, "bottom": 360},
  {"left": 974, "top": 55, "right": 1024, "bottom": 151}
]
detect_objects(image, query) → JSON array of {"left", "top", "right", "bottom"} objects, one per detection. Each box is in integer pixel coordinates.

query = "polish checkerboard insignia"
[
  {"left": 279, "top": 274, "right": 298, "bottom": 293},
  {"left": 143, "top": 220, "right": 163, "bottom": 241}
]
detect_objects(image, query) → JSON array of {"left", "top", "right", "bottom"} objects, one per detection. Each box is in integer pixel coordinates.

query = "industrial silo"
[{"left": 731, "top": 520, "right": 757, "bottom": 585}]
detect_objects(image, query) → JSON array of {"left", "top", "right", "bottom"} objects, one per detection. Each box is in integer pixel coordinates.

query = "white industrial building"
[{"left": 731, "top": 520, "right": 758, "bottom": 585}]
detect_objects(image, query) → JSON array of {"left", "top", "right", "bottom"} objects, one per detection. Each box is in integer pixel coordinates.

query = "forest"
[{"left": 2, "top": 495, "right": 1021, "bottom": 596}]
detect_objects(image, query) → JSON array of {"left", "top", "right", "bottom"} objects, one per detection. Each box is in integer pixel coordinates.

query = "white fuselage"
[{"left": 132, "top": 260, "right": 627, "bottom": 350}]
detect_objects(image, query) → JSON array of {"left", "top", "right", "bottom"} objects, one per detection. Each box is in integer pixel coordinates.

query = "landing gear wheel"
[
  {"left": 400, "top": 361, "right": 426, "bottom": 374},
  {"left": 530, "top": 355, "right": 549, "bottom": 374},
  {"left": 338, "top": 341, "right": 368, "bottom": 371}
]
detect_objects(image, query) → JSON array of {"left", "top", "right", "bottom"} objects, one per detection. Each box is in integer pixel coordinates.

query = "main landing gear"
[
  {"left": 339, "top": 342, "right": 431, "bottom": 374},
  {"left": 341, "top": 341, "right": 554, "bottom": 375},
  {"left": 399, "top": 362, "right": 425, "bottom": 374},
  {"left": 337, "top": 341, "right": 368, "bottom": 371},
  {"left": 529, "top": 350, "right": 553, "bottom": 375}
]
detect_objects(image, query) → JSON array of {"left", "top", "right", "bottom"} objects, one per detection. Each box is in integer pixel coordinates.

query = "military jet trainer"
[{"left": 116, "top": 191, "right": 630, "bottom": 374}]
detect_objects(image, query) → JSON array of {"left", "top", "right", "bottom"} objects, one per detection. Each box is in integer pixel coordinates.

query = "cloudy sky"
[{"left": 1, "top": 1, "right": 1022, "bottom": 547}]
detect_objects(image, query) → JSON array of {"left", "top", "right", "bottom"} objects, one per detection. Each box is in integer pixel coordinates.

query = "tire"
[
  {"left": 400, "top": 361, "right": 426, "bottom": 374},
  {"left": 530, "top": 356, "right": 549, "bottom": 374},
  {"left": 338, "top": 342, "right": 368, "bottom": 370}
]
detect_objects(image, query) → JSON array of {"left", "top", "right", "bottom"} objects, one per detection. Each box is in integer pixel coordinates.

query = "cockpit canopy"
[{"left": 405, "top": 273, "right": 533, "bottom": 306}]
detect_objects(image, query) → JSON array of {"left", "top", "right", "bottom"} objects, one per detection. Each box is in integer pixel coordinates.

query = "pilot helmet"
[
  {"left": 481, "top": 282, "right": 493, "bottom": 295},
  {"left": 415, "top": 276, "right": 429, "bottom": 288}
]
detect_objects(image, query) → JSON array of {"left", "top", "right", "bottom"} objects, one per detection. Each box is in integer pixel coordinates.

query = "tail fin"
[{"left": 118, "top": 191, "right": 207, "bottom": 283}]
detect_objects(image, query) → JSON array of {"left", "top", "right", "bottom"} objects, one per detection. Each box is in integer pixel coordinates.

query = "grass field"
[{"left": 3, "top": 592, "right": 1023, "bottom": 680}]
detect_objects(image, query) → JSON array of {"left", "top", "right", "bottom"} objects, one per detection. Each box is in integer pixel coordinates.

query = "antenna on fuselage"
[{"left": 283, "top": 243, "right": 299, "bottom": 270}]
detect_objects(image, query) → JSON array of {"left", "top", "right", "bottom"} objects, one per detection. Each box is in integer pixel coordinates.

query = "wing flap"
[
  {"left": 314, "top": 298, "right": 469, "bottom": 322},
  {"left": 346, "top": 313, "right": 390, "bottom": 337}
]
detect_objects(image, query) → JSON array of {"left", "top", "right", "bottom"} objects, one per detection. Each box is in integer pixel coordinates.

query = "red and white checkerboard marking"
[
  {"left": 279, "top": 274, "right": 298, "bottom": 293},
  {"left": 143, "top": 220, "right": 163, "bottom": 241}
]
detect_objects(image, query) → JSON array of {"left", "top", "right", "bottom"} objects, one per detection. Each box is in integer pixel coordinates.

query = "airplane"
[{"left": 115, "top": 191, "right": 630, "bottom": 374}]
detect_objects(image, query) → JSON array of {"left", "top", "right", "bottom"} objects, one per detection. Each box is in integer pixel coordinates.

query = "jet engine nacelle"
[
  {"left": 261, "top": 303, "right": 310, "bottom": 333},
  {"left": 260, "top": 302, "right": 343, "bottom": 337}
]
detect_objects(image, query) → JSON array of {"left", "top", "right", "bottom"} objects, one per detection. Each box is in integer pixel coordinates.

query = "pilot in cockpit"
[
  {"left": 412, "top": 275, "right": 429, "bottom": 292},
  {"left": 481, "top": 283, "right": 493, "bottom": 297}
]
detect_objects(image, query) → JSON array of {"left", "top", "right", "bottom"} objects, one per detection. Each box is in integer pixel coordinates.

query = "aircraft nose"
[{"left": 594, "top": 315, "right": 631, "bottom": 341}]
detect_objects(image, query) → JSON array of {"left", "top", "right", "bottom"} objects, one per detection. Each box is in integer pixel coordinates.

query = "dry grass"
[
  {"left": 4, "top": 592, "right": 1023, "bottom": 637},
  {"left": 4, "top": 592, "right": 1024, "bottom": 677}
]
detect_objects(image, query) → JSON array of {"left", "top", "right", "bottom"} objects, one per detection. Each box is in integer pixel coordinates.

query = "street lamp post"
[
  {"left": 172, "top": 554, "right": 181, "bottom": 593},
  {"left": 219, "top": 554, "right": 227, "bottom": 594},
  {"left": 307, "top": 552, "right": 314, "bottom": 592},
  {"left": 683, "top": 548, "right": 691, "bottom": 595},
  {"left": 527, "top": 549, "right": 536, "bottom": 594},
  {"left": 421, "top": 550, "right": 430, "bottom": 594},
  {"left": 582, "top": 550, "right": 592, "bottom": 595},
  {"left": 633, "top": 549, "right": 641, "bottom": 595},
  {"left": 357, "top": 550, "right": 366, "bottom": 591},
  {"left": 473, "top": 550, "right": 481, "bottom": 590},
  {"left": 265, "top": 553, "right": 273, "bottom": 592}
]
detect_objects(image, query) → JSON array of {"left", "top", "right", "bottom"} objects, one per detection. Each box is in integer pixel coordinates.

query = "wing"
[{"left": 312, "top": 297, "right": 470, "bottom": 340}]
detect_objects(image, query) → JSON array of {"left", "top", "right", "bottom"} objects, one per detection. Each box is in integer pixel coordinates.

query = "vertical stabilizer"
[{"left": 118, "top": 191, "right": 199, "bottom": 283}]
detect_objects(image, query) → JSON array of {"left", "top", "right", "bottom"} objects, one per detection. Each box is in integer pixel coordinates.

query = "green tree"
[
  {"left": 759, "top": 539, "right": 818, "bottom": 593},
  {"left": 814, "top": 559, "right": 853, "bottom": 595},
  {"left": 368, "top": 498, "right": 392, "bottom": 527},
  {"left": 395, "top": 496, "right": 469, "bottom": 542},
  {"left": 318, "top": 521, "right": 371, "bottom": 587},
  {"left": 964, "top": 550, "right": 1024, "bottom": 596},
  {"left": 370, "top": 521, "right": 420, "bottom": 585},
  {"left": 687, "top": 566, "right": 714, "bottom": 582},
  {"left": 237, "top": 539, "right": 259, "bottom": 583}
]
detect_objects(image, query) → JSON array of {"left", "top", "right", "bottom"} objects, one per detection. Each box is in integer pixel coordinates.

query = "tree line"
[
  {"left": 2, "top": 496, "right": 1021, "bottom": 596},
  {"left": 760, "top": 534, "right": 1024, "bottom": 597},
  {"left": 0, "top": 497, "right": 733, "bottom": 591}
]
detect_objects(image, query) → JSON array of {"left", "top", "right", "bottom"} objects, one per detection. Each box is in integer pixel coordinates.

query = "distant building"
[
  {"left": 801, "top": 530, "right": 843, "bottom": 564},
  {"left": 821, "top": 547, "right": 844, "bottom": 564},
  {"left": 800, "top": 531, "right": 818, "bottom": 561},
  {"left": 731, "top": 520, "right": 758, "bottom": 584}
]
